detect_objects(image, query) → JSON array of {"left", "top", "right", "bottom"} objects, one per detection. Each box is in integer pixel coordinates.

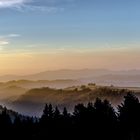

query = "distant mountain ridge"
[
  {"left": 1, "top": 69, "right": 140, "bottom": 82},
  {"left": 0, "top": 69, "right": 109, "bottom": 81}
]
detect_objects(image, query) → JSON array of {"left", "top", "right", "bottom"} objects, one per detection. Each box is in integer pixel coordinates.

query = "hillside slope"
[{"left": 10, "top": 85, "right": 140, "bottom": 116}]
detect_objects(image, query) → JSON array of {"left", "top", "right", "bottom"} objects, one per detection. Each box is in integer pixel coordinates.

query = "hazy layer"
[{"left": 0, "top": 46, "right": 140, "bottom": 75}]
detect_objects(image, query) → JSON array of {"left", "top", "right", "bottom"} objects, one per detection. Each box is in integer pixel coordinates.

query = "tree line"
[{"left": 0, "top": 93, "right": 140, "bottom": 140}]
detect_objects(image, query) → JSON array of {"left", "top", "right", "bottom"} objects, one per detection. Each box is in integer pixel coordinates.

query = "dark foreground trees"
[{"left": 0, "top": 93, "right": 140, "bottom": 140}]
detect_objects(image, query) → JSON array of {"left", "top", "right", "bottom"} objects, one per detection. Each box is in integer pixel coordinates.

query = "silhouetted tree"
[
  {"left": 0, "top": 107, "right": 12, "bottom": 138},
  {"left": 118, "top": 93, "right": 140, "bottom": 140},
  {"left": 0, "top": 92, "right": 140, "bottom": 140},
  {"left": 94, "top": 98, "right": 117, "bottom": 140},
  {"left": 0, "top": 107, "right": 12, "bottom": 126}
]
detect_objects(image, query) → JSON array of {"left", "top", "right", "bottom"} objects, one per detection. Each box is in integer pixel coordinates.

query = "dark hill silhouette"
[{"left": 0, "top": 93, "right": 140, "bottom": 140}]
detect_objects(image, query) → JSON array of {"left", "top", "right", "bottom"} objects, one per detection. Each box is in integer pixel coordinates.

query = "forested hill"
[
  {"left": 10, "top": 85, "right": 140, "bottom": 116},
  {"left": 0, "top": 93, "right": 140, "bottom": 140}
]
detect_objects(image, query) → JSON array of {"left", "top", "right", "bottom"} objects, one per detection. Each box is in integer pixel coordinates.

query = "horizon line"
[{"left": 1, "top": 68, "right": 140, "bottom": 77}]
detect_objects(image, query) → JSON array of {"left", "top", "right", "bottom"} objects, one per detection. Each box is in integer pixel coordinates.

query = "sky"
[{"left": 0, "top": 0, "right": 140, "bottom": 75}]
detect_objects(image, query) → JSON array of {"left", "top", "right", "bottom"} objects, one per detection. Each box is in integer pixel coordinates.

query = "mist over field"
[{"left": 0, "top": 69, "right": 139, "bottom": 116}]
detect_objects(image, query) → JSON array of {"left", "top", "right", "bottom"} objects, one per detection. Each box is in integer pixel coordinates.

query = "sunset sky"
[{"left": 0, "top": 0, "right": 140, "bottom": 75}]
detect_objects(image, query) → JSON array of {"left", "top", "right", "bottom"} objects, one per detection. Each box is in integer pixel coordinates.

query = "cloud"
[
  {"left": 0, "top": 0, "right": 76, "bottom": 12},
  {"left": 0, "top": 0, "right": 28, "bottom": 8},
  {"left": 0, "top": 33, "right": 20, "bottom": 52},
  {"left": 0, "top": 41, "right": 9, "bottom": 52},
  {"left": 7, "top": 34, "right": 20, "bottom": 37},
  {"left": 0, "top": 41, "right": 9, "bottom": 45},
  {"left": 0, "top": 34, "right": 20, "bottom": 39},
  {"left": 17, "top": 4, "right": 61, "bottom": 13}
]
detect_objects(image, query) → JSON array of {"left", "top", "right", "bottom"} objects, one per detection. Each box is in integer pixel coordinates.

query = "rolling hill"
[{"left": 10, "top": 85, "right": 140, "bottom": 116}]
